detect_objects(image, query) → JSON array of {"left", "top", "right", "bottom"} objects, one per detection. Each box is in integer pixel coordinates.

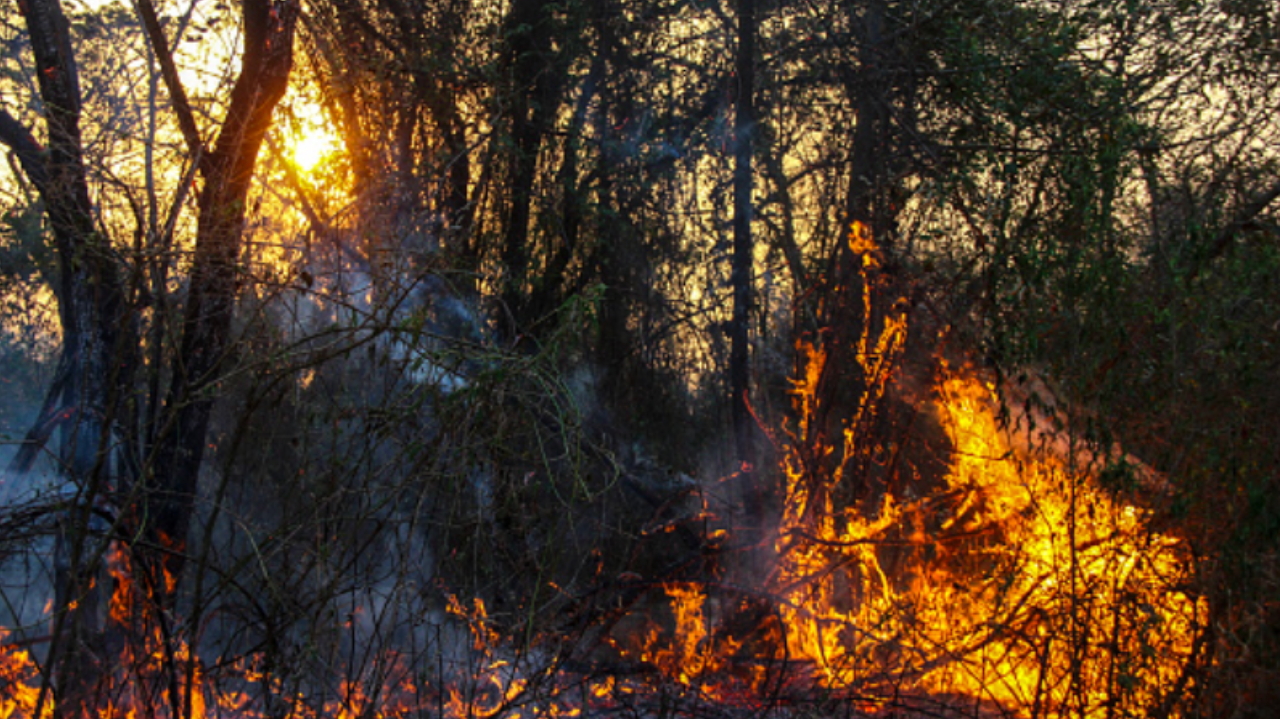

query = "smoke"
[
  {"left": 386, "top": 274, "right": 488, "bottom": 393},
  {"left": 0, "top": 461, "right": 60, "bottom": 638},
  {"left": 0, "top": 322, "right": 62, "bottom": 628}
]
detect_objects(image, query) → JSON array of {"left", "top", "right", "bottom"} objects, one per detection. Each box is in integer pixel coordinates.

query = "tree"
[
  {"left": 1, "top": 0, "right": 299, "bottom": 711},
  {"left": 731, "top": 0, "right": 757, "bottom": 493},
  {"left": 1, "top": 0, "right": 130, "bottom": 710},
  {"left": 138, "top": 0, "right": 299, "bottom": 591}
]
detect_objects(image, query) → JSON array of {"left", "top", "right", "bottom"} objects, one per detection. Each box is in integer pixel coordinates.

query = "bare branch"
[
  {"left": 1195, "top": 177, "right": 1280, "bottom": 278},
  {"left": 135, "top": 0, "right": 206, "bottom": 167},
  {"left": 0, "top": 107, "right": 49, "bottom": 193}
]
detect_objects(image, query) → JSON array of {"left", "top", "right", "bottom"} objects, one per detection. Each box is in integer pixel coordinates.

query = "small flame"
[{"left": 0, "top": 630, "right": 51, "bottom": 719}]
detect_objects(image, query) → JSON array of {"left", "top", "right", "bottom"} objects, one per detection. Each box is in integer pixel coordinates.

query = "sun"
[
  {"left": 283, "top": 90, "right": 341, "bottom": 173},
  {"left": 292, "top": 129, "right": 339, "bottom": 173}
]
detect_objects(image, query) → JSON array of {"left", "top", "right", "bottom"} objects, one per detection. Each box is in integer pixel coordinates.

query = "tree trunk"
[
  {"left": 732, "top": 0, "right": 761, "bottom": 525},
  {"left": 147, "top": 0, "right": 299, "bottom": 594},
  {"left": 800, "top": 0, "right": 899, "bottom": 515},
  {"left": 4, "top": 0, "right": 133, "bottom": 712},
  {"left": 499, "top": 0, "right": 569, "bottom": 335}
]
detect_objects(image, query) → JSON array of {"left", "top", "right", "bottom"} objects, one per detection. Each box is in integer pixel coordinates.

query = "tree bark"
[
  {"left": 3, "top": 0, "right": 136, "bottom": 712},
  {"left": 147, "top": 0, "right": 299, "bottom": 592}
]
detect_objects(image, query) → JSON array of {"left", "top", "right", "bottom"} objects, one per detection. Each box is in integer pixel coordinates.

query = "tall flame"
[
  {"left": 758, "top": 223, "right": 1205, "bottom": 715},
  {"left": 766, "top": 367, "right": 1205, "bottom": 714}
]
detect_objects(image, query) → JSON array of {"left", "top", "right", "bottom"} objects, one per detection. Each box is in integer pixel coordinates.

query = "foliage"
[{"left": 0, "top": 0, "right": 1277, "bottom": 714}]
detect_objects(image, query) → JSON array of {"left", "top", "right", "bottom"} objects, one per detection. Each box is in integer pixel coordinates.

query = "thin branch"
[
  {"left": 4, "top": 353, "right": 72, "bottom": 477},
  {"left": 0, "top": 108, "right": 50, "bottom": 193},
  {"left": 1192, "top": 177, "right": 1280, "bottom": 280},
  {"left": 134, "top": 0, "right": 205, "bottom": 167}
]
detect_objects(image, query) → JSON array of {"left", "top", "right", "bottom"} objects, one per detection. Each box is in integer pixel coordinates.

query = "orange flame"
[
  {"left": 760, "top": 223, "right": 1205, "bottom": 715},
  {"left": 0, "top": 630, "right": 51, "bottom": 719}
]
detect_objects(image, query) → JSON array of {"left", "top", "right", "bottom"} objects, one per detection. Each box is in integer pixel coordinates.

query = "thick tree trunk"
[
  {"left": 4, "top": 0, "right": 132, "bottom": 713},
  {"left": 586, "top": 0, "right": 632, "bottom": 389},
  {"left": 844, "top": 0, "right": 891, "bottom": 243},
  {"left": 147, "top": 0, "right": 298, "bottom": 593}
]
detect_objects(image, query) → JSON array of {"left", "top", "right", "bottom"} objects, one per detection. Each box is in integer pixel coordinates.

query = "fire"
[
  {"left": 0, "top": 221, "right": 1205, "bottom": 718},
  {"left": 751, "top": 224, "right": 1206, "bottom": 715},
  {"left": 768, "top": 367, "right": 1204, "bottom": 714},
  {"left": 923, "top": 374, "right": 1203, "bottom": 711},
  {"left": 645, "top": 583, "right": 711, "bottom": 685},
  {"left": 0, "top": 631, "right": 49, "bottom": 719},
  {"left": 605, "top": 223, "right": 1204, "bottom": 716}
]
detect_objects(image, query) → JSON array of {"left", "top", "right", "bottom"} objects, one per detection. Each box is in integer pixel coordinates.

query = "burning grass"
[
  {"left": 0, "top": 374, "right": 1207, "bottom": 718},
  {"left": 0, "top": 228, "right": 1208, "bottom": 718}
]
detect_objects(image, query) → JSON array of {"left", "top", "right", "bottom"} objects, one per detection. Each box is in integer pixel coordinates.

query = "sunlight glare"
[{"left": 293, "top": 129, "right": 339, "bottom": 173}]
